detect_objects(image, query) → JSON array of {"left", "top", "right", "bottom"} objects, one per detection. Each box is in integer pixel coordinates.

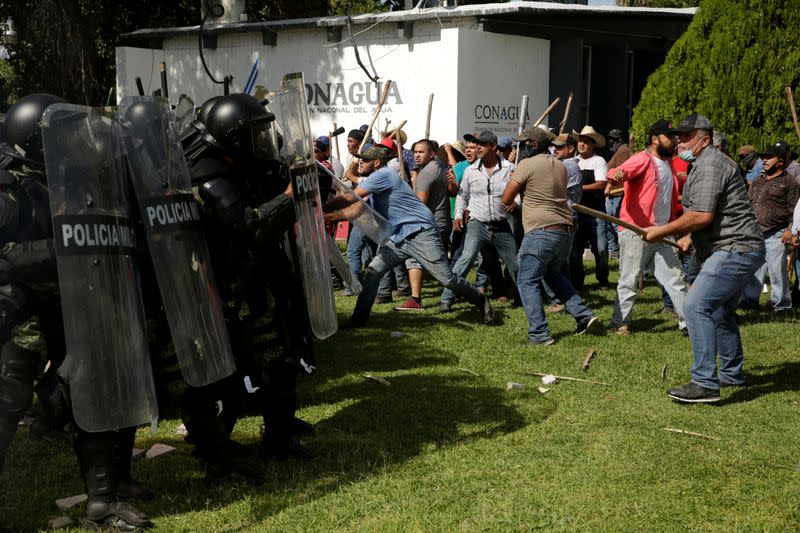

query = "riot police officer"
[
  {"left": 0, "top": 94, "right": 154, "bottom": 531},
  {"left": 183, "top": 92, "right": 318, "bottom": 464}
]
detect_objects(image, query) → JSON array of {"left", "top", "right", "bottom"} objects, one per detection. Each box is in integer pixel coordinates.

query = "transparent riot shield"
[
  {"left": 326, "top": 233, "right": 360, "bottom": 294},
  {"left": 273, "top": 73, "right": 336, "bottom": 339},
  {"left": 118, "top": 96, "right": 236, "bottom": 387},
  {"left": 41, "top": 104, "right": 158, "bottom": 432},
  {"left": 173, "top": 94, "right": 196, "bottom": 136},
  {"left": 328, "top": 176, "right": 391, "bottom": 246}
]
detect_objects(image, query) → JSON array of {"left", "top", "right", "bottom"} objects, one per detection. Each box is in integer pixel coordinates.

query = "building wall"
[
  {"left": 456, "top": 28, "right": 549, "bottom": 140},
  {"left": 116, "top": 19, "right": 549, "bottom": 146}
]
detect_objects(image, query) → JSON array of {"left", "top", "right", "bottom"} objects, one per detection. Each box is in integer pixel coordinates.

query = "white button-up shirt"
[{"left": 454, "top": 157, "right": 516, "bottom": 223}]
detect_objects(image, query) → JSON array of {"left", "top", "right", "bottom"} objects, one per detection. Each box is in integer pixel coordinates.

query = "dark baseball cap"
[
  {"left": 552, "top": 133, "right": 576, "bottom": 147},
  {"left": 464, "top": 130, "right": 498, "bottom": 145},
  {"left": 314, "top": 136, "right": 330, "bottom": 150},
  {"left": 648, "top": 119, "right": 672, "bottom": 138},
  {"left": 512, "top": 126, "right": 554, "bottom": 144},
  {"left": 758, "top": 142, "right": 789, "bottom": 160},
  {"left": 607, "top": 128, "right": 625, "bottom": 140},
  {"left": 669, "top": 114, "right": 713, "bottom": 134},
  {"left": 355, "top": 145, "right": 392, "bottom": 162}
]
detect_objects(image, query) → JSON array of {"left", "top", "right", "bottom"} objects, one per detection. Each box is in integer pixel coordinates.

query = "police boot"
[
  {"left": 0, "top": 341, "right": 38, "bottom": 473},
  {"left": 260, "top": 364, "right": 313, "bottom": 461},
  {"left": 182, "top": 386, "right": 265, "bottom": 485},
  {"left": 114, "top": 427, "right": 154, "bottom": 501},
  {"left": 75, "top": 430, "right": 153, "bottom": 531}
]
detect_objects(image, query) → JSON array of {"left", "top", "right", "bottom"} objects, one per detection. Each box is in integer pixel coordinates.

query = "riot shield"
[
  {"left": 273, "top": 73, "right": 336, "bottom": 339},
  {"left": 326, "top": 233, "right": 360, "bottom": 294},
  {"left": 328, "top": 175, "right": 391, "bottom": 246},
  {"left": 41, "top": 104, "right": 157, "bottom": 432},
  {"left": 119, "top": 96, "right": 236, "bottom": 387},
  {"left": 173, "top": 94, "right": 195, "bottom": 136}
]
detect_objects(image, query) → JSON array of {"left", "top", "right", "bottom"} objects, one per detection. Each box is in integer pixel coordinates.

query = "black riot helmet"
[
  {"left": 197, "top": 95, "right": 222, "bottom": 126},
  {"left": 204, "top": 93, "right": 277, "bottom": 161},
  {"left": 1, "top": 93, "right": 67, "bottom": 166},
  {"left": 180, "top": 95, "right": 221, "bottom": 159}
]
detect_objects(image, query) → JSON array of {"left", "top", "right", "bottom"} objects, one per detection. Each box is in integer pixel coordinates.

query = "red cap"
[{"left": 377, "top": 137, "right": 398, "bottom": 153}]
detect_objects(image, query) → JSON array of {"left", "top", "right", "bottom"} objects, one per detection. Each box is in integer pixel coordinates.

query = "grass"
[{"left": 2, "top": 265, "right": 800, "bottom": 532}]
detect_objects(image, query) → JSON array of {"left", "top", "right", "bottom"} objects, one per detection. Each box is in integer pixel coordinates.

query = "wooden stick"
[
  {"left": 559, "top": 92, "right": 574, "bottom": 135},
  {"left": 662, "top": 428, "right": 720, "bottom": 441},
  {"left": 363, "top": 374, "right": 391, "bottom": 387},
  {"left": 518, "top": 371, "right": 610, "bottom": 386},
  {"left": 573, "top": 204, "right": 681, "bottom": 249},
  {"left": 389, "top": 120, "right": 408, "bottom": 178},
  {"left": 333, "top": 122, "right": 340, "bottom": 160},
  {"left": 531, "top": 97, "right": 561, "bottom": 128},
  {"left": 786, "top": 87, "right": 800, "bottom": 144},
  {"left": 582, "top": 349, "right": 596, "bottom": 371},
  {"left": 515, "top": 94, "right": 529, "bottom": 166},
  {"left": 458, "top": 367, "right": 480, "bottom": 377},
  {"left": 360, "top": 80, "right": 393, "bottom": 152},
  {"left": 425, "top": 93, "right": 434, "bottom": 139},
  {"left": 387, "top": 120, "right": 407, "bottom": 139},
  {"left": 606, "top": 187, "right": 624, "bottom": 196}
]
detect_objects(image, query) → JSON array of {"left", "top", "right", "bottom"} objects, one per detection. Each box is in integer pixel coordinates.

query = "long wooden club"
[{"left": 573, "top": 204, "right": 681, "bottom": 249}]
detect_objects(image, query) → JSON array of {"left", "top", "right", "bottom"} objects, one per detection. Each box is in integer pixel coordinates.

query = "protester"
[
  {"left": 713, "top": 130, "right": 729, "bottom": 156},
  {"left": 644, "top": 114, "right": 765, "bottom": 403},
  {"left": 740, "top": 141, "right": 800, "bottom": 311},
  {"left": 606, "top": 119, "right": 688, "bottom": 336},
  {"left": 380, "top": 127, "right": 415, "bottom": 181},
  {"left": 497, "top": 136, "right": 513, "bottom": 160},
  {"left": 543, "top": 132, "right": 583, "bottom": 314},
  {"left": 605, "top": 129, "right": 631, "bottom": 259},
  {"left": 501, "top": 127, "right": 600, "bottom": 345},
  {"left": 570, "top": 125, "right": 610, "bottom": 290},
  {"left": 324, "top": 146, "right": 494, "bottom": 327},
  {"left": 737, "top": 145, "right": 763, "bottom": 186},
  {"left": 314, "top": 135, "right": 344, "bottom": 179},
  {"left": 440, "top": 130, "right": 518, "bottom": 312},
  {"left": 396, "top": 139, "right": 453, "bottom": 310}
]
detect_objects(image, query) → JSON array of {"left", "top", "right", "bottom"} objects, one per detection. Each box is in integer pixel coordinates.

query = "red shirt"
[{"left": 607, "top": 149, "right": 681, "bottom": 230}]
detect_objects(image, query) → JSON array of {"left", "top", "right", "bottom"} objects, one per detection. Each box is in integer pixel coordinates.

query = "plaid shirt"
[{"left": 682, "top": 147, "right": 763, "bottom": 260}]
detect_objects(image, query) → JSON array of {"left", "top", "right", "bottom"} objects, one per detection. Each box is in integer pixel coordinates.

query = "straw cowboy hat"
[
  {"left": 572, "top": 125, "right": 606, "bottom": 148},
  {"left": 380, "top": 128, "right": 407, "bottom": 146},
  {"left": 436, "top": 140, "right": 467, "bottom": 163}
]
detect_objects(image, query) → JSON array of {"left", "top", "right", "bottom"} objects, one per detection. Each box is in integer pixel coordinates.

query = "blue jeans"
[
  {"left": 570, "top": 213, "right": 609, "bottom": 289},
  {"left": 741, "top": 230, "right": 791, "bottom": 310},
  {"left": 351, "top": 228, "right": 484, "bottom": 324},
  {"left": 517, "top": 229, "right": 594, "bottom": 343},
  {"left": 349, "top": 225, "right": 408, "bottom": 297},
  {"left": 441, "top": 219, "right": 519, "bottom": 304},
  {"left": 347, "top": 225, "right": 374, "bottom": 286},
  {"left": 684, "top": 247, "right": 765, "bottom": 389},
  {"left": 605, "top": 196, "right": 622, "bottom": 257}
]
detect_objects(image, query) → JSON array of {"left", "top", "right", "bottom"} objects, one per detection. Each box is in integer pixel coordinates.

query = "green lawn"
[{"left": 2, "top": 269, "right": 800, "bottom": 532}]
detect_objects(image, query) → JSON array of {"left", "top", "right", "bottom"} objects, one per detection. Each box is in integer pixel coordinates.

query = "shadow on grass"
[
  {"left": 132, "top": 370, "right": 553, "bottom": 527},
  {"left": 0, "top": 324, "right": 553, "bottom": 531},
  {"left": 721, "top": 361, "right": 800, "bottom": 405}
]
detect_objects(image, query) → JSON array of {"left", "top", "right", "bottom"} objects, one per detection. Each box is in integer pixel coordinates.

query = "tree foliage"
[
  {"left": 632, "top": 0, "right": 800, "bottom": 152},
  {"left": 0, "top": 0, "right": 387, "bottom": 109}
]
